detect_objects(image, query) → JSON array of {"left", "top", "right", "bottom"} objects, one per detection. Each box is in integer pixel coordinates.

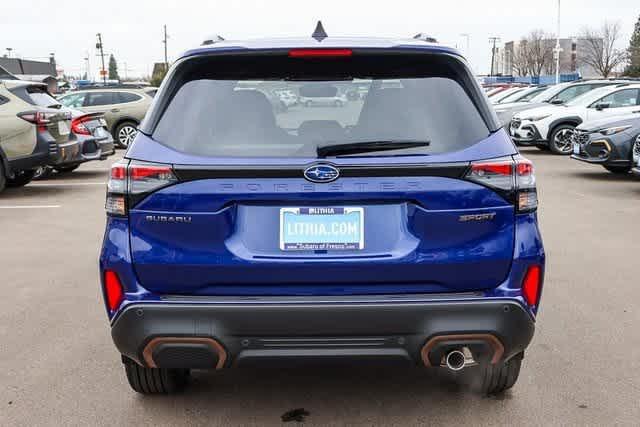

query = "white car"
[
  {"left": 495, "top": 80, "right": 622, "bottom": 127},
  {"left": 510, "top": 83, "right": 640, "bottom": 154}
]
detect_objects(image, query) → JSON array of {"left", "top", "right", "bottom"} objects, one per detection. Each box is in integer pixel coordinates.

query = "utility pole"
[
  {"left": 489, "top": 37, "right": 500, "bottom": 76},
  {"left": 84, "top": 51, "right": 90, "bottom": 80},
  {"left": 96, "top": 33, "right": 106, "bottom": 84},
  {"left": 162, "top": 25, "right": 169, "bottom": 72},
  {"left": 554, "top": 0, "right": 562, "bottom": 84}
]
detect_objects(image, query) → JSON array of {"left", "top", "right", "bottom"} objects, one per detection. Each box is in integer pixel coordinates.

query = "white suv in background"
[{"left": 510, "top": 83, "right": 640, "bottom": 154}]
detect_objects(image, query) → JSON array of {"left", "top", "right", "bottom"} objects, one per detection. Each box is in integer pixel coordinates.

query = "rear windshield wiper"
[{"left": 317, "top": 140, "right": 430, "bottom": 158}]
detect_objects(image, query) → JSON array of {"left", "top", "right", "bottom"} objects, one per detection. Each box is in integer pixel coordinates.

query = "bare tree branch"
[{"left": 579, "top": 21, "right": 628, "bottom": 78}]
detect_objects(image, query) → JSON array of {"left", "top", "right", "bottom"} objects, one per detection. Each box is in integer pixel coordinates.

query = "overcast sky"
[{"left": 1, "top": 0, "right": 638, "bottom": 78}]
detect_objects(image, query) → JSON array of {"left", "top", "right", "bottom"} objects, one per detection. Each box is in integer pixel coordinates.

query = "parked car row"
[
  {"left": 0, "top": 79, "right": 116, "bottom": 193},
  {"left": 57, "top": 85, "right": 156, "bottom": 149},
  {"left": 485, "top": 79, "right": 640, "bottom": 176}
]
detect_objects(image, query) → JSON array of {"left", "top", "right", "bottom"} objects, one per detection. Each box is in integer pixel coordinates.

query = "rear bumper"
[
  {"left": 111, "top": 297, "right": 535, "bottom": 369},
  {"left": 49, "top": 139, "right": 82, "bottom": 167}
]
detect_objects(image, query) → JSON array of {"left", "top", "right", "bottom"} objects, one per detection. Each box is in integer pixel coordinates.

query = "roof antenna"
[{"left": 312, "top": 20, "right": 328, "bottom": 42}]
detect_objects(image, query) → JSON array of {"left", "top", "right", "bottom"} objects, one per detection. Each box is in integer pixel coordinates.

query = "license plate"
[
  {"left": 58, "top": 120, "right": 70, "bottom": 136},
  {"left": 573, "top": 142, "right": 580, "bottom": 155},
  {"left": 280, "top": 207, "right": 364, "bottom": 251}
]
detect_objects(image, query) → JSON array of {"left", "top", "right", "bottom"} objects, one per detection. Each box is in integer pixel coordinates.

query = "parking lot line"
[
  {"left": 0, "top": 205, "right": 61, "bottom": 209},
  {"left": 28, "top": 182, "right": 106, "bottom": 186}
]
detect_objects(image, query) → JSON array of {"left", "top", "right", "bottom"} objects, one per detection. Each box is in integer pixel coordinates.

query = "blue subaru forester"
[{"left": 100, "top": 27, "right": 545, "bottom": 395}]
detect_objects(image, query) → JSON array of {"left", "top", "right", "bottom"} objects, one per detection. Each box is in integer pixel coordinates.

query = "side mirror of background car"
[
  {"left": 550, "top": 99, "right": 564, "bottom": 105},
  {"left": 595, "top": 103, "right": 611, "bottom": 111}
]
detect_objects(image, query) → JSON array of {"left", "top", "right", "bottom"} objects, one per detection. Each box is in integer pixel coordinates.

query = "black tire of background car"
[
  {"left": 549, "top": 124, "right": 576, "bottom": 155},
  {"left": 33, "top": 166, "right": 52, "bottom": 180},
  {"left": 6, "top": 169, "right": 36, "bottom": 188},
  {"left": 477, "top": 353, "right": 522, "bottom": 395},
  {"left": 123, "top": 360, "right": 189, "bottom": 394},
  {"left": 0, "top": 162, "right": 6, "bottom": 193},
  {"left": 54, "top": 165, "right": 79, "bottom": 173},
  {"left": 115, "top": 121, "right": 138, "bottom": 149},
  {"left": 603, "top": 165, "right": 631, "bottom": 174}
]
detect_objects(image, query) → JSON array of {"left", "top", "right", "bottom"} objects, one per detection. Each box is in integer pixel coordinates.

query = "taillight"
[
  {"left": 465, "top": 156, "right": 538, "bottom": 213},
  {"left": 103, "top": 270, "right": 124, "bottom": 312},
  {"left": 71, "top": 116, "right": 92, "bottom": 135},
  {"left": 17, "top": 111, "right": 54, "bottom": 132},
  {"left": 105, "top": 160, "right": 177, "bottom": 216},
  {"left": 522, "top": 265, "right": 542, "bottom": 307}
]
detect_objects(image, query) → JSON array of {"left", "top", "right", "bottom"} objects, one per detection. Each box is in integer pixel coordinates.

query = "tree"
[
  {"left": 579, "top": 21, "right": 627, "bottom": 78},
  {"left": 512, "top": 39, "right": 530, "bottom": 77},
  {"left": 510, "top": 31, "right": 554, "bottom": 77},
  {"left": 524, "top": 30, "right": 555, "bottom": 77},
  {"left": 625, "top": 15, "right": 640, "bottom": 77},
  {"left": 108, "top": 55, "right": 119, "bottom": 80},
  {"left": 150, "top": 64, "right": 167, "bottom": 87}
]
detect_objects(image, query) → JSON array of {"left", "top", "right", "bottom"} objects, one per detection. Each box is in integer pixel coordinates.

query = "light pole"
[
  {"left": 554, "top": 0, "right": 562, "bottom": 84},
  {"left": 5, "top": 47, "right": 12, "bottom": 58}
]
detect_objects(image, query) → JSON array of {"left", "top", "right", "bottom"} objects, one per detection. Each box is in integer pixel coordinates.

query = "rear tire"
[
  {"left": 6, "top": 169, "right": 37, "bottom": 187},
  {"left": 33, "top": 166, "right": 52, "bottom": 180},
  {"left": 114, "top": 121, "right": 138, "bottom": 149},
  {"left": 54, "top": 165, "right": 79, "bottom": 173},
  {"left": 123, "top": 359, "right": 189, "bottom": 394},
  {"left": 477, "top": 355, "right": 522, "bottom": 395},
  {"left": 0, "top": 162, "right": 6, "bottom": 193}
]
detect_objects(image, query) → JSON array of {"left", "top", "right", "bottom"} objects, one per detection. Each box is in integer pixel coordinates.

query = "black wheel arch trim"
[{"left": 547, "top": 117, "right": 583, "bottom": 138}]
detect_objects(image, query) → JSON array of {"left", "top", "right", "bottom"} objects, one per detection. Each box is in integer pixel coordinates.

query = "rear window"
[
  {"left": 85, "top": 92, "right": 117, "bottom": 106},
  {"left": 149, "top": 52, "right": 493, "bottom": 158},
  {"left": 117, "top": 92, "right": 143, "bottom": 103},
  {"left": 10, "top": 85, "right": 60, "bottom": 107}
]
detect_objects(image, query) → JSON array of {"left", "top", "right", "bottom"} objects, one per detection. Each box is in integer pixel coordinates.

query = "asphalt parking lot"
[{"left": 1, "top": 147, "right": 639, "bottom": 426}]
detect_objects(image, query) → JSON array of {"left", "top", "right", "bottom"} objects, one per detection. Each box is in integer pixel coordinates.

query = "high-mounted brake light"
[
  {"left": 288, "top": 49, "right": 353, "bottom": 58},
  {"left": 103, "top": 270, "right": 124, "bottom": 312},
  {"left": 522, "top": 265, "right": 542, "bottom": 307},
  {"left": 105, "top": 160, "right": 177, "bottom": 216},
  {"left": 465, "top": 157, "right": 538, "bottom": 213}
]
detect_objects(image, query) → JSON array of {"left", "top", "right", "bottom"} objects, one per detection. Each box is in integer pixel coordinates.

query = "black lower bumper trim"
[{"left": 111, "top": 298, "right": 535, "bottom": 369}]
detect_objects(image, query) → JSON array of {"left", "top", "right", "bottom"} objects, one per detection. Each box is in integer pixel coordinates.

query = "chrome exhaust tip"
[{"left": 445, "top": 350, "right": 467, "bottom": 371}]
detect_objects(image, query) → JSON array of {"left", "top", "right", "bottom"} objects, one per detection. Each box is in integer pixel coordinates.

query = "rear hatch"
[
  {"left": 11, "top": 84, "right": 72, "bottom": 145},
  {"left": 118, "top": 48, "right": 524, "bottom": 296}
]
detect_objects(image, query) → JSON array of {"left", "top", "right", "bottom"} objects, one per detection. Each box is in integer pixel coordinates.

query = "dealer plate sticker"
[{"left": 280, "top": 207, "right": 364, "bottom": 251}]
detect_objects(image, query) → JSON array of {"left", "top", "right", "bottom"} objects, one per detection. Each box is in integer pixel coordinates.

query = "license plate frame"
[
  {"left": 58, "top": 120, "right": 70, "bottom": 136},
  {"left": 279, "top": 207, "right": 364, "bottom": 251}
]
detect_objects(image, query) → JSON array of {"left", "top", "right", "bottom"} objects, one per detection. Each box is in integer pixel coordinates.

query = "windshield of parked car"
[
  {"left": 149, "top": 53, "right": 492, "bottom": 158},
  {"left": 528, "top": 85, "right": 567, "bottom": 103},
  {"left": 564, "top": 86, "right": 619, "bottom": 107},
  {"left": 503, "top": 87, "right": 547, "bottom": 103}
]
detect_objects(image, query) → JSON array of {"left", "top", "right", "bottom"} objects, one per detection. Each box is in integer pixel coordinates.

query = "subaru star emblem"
[{"left": 303, "top": 164, "right": 340, "bottom": 183}]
